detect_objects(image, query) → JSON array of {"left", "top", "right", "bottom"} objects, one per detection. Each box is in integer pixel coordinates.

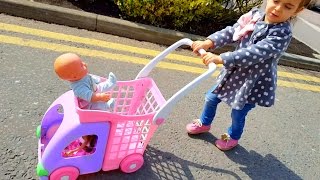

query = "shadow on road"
[
  {"left": 80, "top": 133, "right": 302, "bottom": 179},
  {"left": 224, "top": 146, "right": 303, "bottom": 180},
  {"left": 80, "top": 145, "right": 240, "bottom": 180},
  {"left": 189, "top": 132, "right": 303, "bottom": 180},
  {"left": 141, "top": 146, "right": 241, "bottom": 180}
]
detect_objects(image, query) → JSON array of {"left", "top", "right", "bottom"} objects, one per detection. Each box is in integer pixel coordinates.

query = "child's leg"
[
  {"left": 200, "top": 91, "right": 222, "bottom": 125},
  {"left": 228, "top": 103, "right": 256, "bottom": 140},
  {"left": 186, "top": 87, "right": 221, "bottom": 134},
  {"left": 215, "top": 103, "right": 255, "bottom": 151}
]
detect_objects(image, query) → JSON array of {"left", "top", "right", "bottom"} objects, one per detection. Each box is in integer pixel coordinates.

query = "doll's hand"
[
  {"left": 91, "top": 92, "right": 111, "bottom": 102},
  {"left": 98, "top": 92, "right": 111, "bottom": 102},
  {"left": 65, "top": 150, "right": 76, "bottom": 156},
  {"left": 192, "top": 39, "right": 214, "bottom": 56},
  {"left": 201, "top": 52, "right": 223, "bottom": 66}
]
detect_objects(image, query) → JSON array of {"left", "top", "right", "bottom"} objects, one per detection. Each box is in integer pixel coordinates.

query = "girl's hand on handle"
[
  {"left": 201, "top": 52, "right": 223, "bottom": 66},
  {"left": 192, "top": 39, "right": 214, "bottom": 56}
]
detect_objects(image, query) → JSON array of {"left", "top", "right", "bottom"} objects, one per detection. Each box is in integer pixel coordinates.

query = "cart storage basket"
[{"left": 76, "top": 77, "right": 166, "bottom": 171}]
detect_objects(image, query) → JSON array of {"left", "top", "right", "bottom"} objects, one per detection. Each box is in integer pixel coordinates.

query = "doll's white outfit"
[{"left": 70, "top": 72, "right": 117, "bottom": 111}]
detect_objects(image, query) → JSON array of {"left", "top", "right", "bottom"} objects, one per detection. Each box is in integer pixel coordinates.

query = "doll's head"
[{"left": 54, "top": 53, "right": 88, "bottom": 81}]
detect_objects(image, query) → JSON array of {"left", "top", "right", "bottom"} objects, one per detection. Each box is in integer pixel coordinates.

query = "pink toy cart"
[{"left": 36, "top": 38, "right": 217, "bottom": 180}]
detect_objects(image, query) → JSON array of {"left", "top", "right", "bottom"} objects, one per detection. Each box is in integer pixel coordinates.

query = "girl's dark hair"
[{"left": 299, "top": 0, "right": 312, "bottom": 8}]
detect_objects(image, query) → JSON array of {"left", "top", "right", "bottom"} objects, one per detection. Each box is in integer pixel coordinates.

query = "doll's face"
[
  {"left": 54, "top": 53, "right": 88, "bottom": 81},
  {"left": 72, "top": 62, "right": 88, "bottom": 81}
]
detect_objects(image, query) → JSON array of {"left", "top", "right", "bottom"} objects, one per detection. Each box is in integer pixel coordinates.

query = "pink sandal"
[
  {"left": 215, "top": 133, "right": 238, "bottom": 151},
  {"left": 186, "top": 119, "right": 211, "bottom": 134}
]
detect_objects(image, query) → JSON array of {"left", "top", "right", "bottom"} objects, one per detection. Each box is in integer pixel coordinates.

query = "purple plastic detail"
[
  {"left": 155, "top": 118, "right": 164, "bottom": 125},
  {"left": 40, "top": 104, "right": 64, "bottom": 138},
  {"left": 38, "top": 91, "right": 111, "bottom": 176},
  {"left": 39, "top": 176, "right": 48, "bottom": 180}
]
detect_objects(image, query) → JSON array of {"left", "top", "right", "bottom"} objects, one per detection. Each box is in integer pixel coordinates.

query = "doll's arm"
[
  {"left": 73, "top": 85, "right": 110, "bottom": 102},
  {"left": 91, "top": 92, "right": 111, "bottom": 102},
  {"left": 65, "top": 138, "right": 90, "bottom": 156},
  {"left": 72, "top": 76, "right": 110, "bottom": 102}
]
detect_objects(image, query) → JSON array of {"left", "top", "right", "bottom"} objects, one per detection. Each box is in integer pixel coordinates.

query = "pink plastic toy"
[{"left": 36, "top": 38, "right": 217, "bottom": 180}]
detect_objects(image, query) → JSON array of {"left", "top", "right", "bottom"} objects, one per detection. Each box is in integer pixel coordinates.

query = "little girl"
[{"left": 186, "top": 0, "right": 311, "bottom": 151}]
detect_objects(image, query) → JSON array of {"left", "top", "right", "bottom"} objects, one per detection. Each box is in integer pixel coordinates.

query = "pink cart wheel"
[
  {"left": 49, "top": 166, "right": 79, "bottom": 180},
  {"left": 120, "top": 154, "right": 144, "bottom": 173}
]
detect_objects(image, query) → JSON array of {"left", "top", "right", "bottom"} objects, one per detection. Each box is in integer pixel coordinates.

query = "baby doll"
[
  {"left": 64, "top": 135, "right": 97, "bottom": 156},
  {"left": 54, "top": 53, "right": 117, "bottom": 111}
]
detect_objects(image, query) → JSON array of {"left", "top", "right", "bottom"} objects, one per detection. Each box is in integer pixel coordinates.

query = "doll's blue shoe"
[
  {"left": 101, "top": 72, "right": 117, "bottom": 91},
  {"left": 107, "top": 98, "right": 115, "bottom": 110},
  {"left": 107, "top": 72, "right": 117, "bottom": 87}
]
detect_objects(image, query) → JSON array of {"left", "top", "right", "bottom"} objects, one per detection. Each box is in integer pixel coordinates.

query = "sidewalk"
[
  {"left": 292, "top": 9, "right": 320, "bottom": 54},
  {"left": 0, "top": 0, "right": 319, "bottom": 71}
]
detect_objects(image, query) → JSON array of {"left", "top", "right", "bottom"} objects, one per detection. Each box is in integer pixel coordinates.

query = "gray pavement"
[
  {"left": 0, "top": 13, "right": 320, "bottom": 180},
  {"left": 292, "top": 8, "right": 320, "bottom": 53},
  {"left": 0, "top": 0, "right": 319, "bottom": 71},
  {"left": 0, "top": 2, "right": 320, "bottom": 180}
]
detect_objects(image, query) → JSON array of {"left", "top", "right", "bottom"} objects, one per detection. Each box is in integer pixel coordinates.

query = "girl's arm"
[
  {"left": 207, "top": 23, "right": 239, "bottom": 49},
  {"left": 207, "top": 8, "right": 259, "bottom": 50},
  {"left": 220, "top": 25, "right": 292, "bottom": 69}
]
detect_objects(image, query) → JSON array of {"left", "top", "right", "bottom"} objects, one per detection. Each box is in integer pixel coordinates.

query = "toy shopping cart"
[{"left": 36, "top": 38, "right": 217, "bottom": 180}]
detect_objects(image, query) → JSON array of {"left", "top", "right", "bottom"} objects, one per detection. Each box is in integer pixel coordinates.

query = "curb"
[
  {"left": 0, "top": 0, "right": 319, "bottom": 71},
  {"left": 292, "top": 9, "right": 320, "bottom": 54},
  {"left": 281, "top": 53, "right": 320, "bottom": 71}
]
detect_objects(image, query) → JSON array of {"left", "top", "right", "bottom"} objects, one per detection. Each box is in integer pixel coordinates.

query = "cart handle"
[
  {"left": 135, "top": 38, "right": 209, "bottom": 79},
  {"left": 136, "top": 38, "right": 217, "bottom": 125}
]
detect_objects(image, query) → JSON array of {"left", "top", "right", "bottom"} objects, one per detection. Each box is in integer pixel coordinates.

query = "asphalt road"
[{"left": 0, "top": 14, "right": 319, "bottom": 180}]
